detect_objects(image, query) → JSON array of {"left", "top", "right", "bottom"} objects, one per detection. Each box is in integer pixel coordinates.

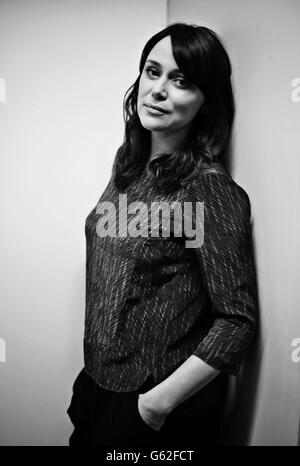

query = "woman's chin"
[{"left": 139, "top": 119, "right": 168, "bottom": 132}]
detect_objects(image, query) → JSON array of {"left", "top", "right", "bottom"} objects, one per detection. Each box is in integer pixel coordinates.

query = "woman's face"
[{"left": 137, "top": 35, "right": 205, "bottom": 135}]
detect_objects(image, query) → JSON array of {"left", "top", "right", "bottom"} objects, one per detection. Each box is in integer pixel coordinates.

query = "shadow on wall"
[{"left": 219, "top": 220, "right": 263, "bottom": 446}]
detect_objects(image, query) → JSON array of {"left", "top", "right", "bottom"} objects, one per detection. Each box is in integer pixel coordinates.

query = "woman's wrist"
[
  {"left": 140, "top": 355, "right": 220, "bottom": 417},
  {"left": 139, "top": 384, "right": 175, "bottom": 417}
]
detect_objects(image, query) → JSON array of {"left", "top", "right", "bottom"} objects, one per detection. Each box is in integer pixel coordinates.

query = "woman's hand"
[{"left": 137, "top": 392, "right": 171, "bottom": 431}]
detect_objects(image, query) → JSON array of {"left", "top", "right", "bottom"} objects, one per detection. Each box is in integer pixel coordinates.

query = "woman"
[{"left": 67, "top": 22, "right": 258, "bottom": 448}]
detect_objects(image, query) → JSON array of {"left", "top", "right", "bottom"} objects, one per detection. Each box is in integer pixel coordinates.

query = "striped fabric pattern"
[{"left": 83, "top": 162, "right": 258, "bottom": 392}]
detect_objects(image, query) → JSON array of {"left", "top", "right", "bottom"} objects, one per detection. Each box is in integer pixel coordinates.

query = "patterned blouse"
[{"left": 83, "top": 161, "right": 258, "bottom": 392}]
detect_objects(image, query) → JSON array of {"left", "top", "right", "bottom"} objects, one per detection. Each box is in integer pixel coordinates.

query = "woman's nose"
[{"left": 151, "top": 78, "right": 167, "bottom": 99}]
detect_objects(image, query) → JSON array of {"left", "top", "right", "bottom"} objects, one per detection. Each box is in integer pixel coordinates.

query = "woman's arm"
[
  {"left": 138, "top": 171, "right": 258, "bottom": 431},
  {"left": 138, "top": 354, "right": 220, "bottom": 430}
]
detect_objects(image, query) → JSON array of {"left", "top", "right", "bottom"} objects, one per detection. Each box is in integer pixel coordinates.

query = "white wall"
[
  {"left": 1, "top": 0, "right": 300, "bottom": 448},
  {"left": 169, "top": 0, "right": 300, "bottom": 446},
  {"left": 0, "top": 0, "right": 167, "bottom": 446}
]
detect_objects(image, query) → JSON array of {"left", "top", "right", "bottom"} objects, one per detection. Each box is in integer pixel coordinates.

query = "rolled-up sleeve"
[{"left": 189, "top": 171, "right": 258, "bottom": 376}]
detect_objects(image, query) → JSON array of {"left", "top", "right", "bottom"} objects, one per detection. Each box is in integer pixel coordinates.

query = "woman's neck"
[{"left": 149, "top": 127, "right": 190, "bottom": 160}]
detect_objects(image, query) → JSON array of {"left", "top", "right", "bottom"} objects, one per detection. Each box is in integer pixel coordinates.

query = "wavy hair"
[{"left": 113, "top": 22, "right": 235, "bottom": 193}]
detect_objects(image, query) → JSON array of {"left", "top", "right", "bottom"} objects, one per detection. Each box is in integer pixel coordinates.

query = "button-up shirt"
[{"left": 83, "top": 161, "right": 258, "bottom": 392}]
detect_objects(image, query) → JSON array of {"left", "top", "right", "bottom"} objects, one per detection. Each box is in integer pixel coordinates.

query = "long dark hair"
[{"left": 113, "top": 22, "right": 235, "bottom": 193}]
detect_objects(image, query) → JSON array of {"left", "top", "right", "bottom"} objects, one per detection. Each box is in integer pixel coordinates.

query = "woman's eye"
[
  {"left": 174, "top": 78, "right": 187, "bottom": 88},
  {"left": 145, "top": 67, "right": 159, "bottom": 77},
  {"left": 144, "top": 67, "right": 188, "bottom": 88}
]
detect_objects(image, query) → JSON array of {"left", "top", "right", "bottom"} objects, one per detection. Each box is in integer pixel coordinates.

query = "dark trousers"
[{"left": 67, "top": 367, "right": 226, "bottom": 448}]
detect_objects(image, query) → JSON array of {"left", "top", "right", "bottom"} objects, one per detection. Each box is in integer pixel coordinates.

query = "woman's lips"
[{"left": 144, "top": 104, "right": 169, "bottom": 115}]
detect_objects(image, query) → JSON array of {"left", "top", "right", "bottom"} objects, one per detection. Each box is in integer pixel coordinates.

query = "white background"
[{"left": 0, "top": 0, "right": 300, "bottom": 446}]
